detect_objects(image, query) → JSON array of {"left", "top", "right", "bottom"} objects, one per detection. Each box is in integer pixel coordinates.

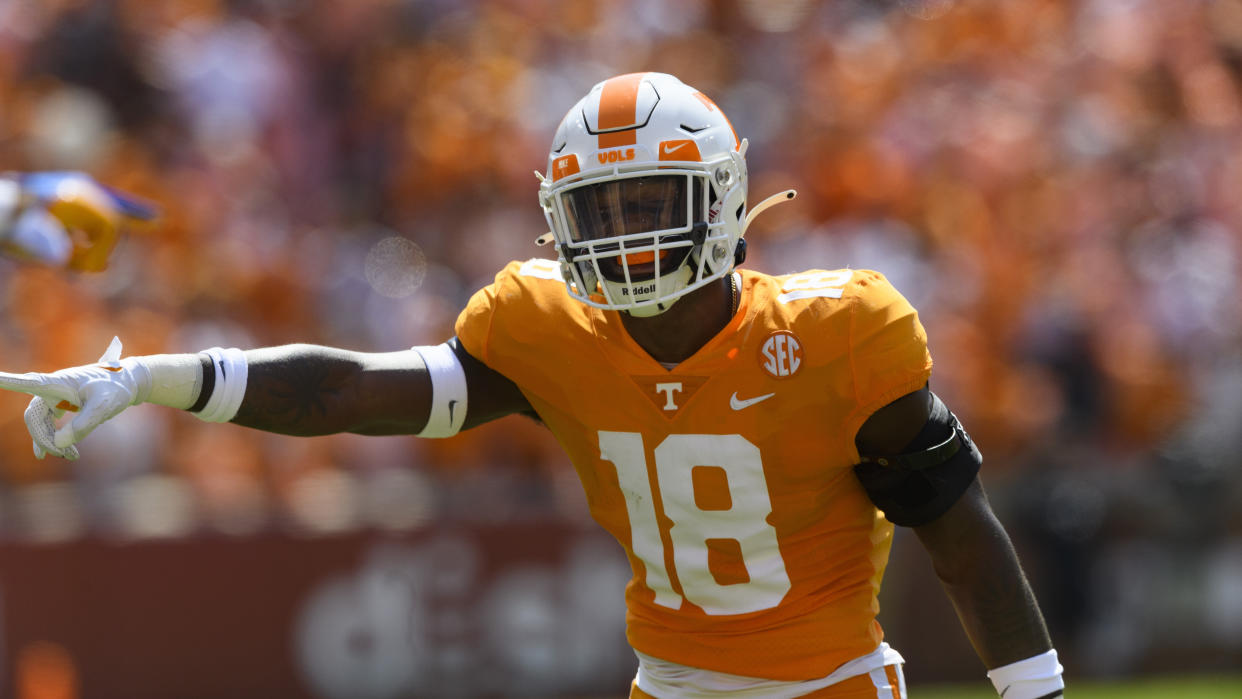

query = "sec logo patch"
[{"left": 759, "top": 331, "right": 803, "bottom": 379}]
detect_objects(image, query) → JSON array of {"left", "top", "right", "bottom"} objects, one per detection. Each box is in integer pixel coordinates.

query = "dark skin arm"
[
  {"left": 231, "top": 338, "right": 532, "bottom": 436},
  {"left": 855, "top": 386, "right": 1054, "bottom": 669}
]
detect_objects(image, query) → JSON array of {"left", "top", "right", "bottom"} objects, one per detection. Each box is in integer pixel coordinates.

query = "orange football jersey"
[{"left": 455, "top": 259, "right": 933, "bottom": 681}]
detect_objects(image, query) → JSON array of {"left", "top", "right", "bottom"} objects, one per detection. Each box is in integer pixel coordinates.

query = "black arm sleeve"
[{"left": 854, "top": 392, "right": 982, "bottom": 527}]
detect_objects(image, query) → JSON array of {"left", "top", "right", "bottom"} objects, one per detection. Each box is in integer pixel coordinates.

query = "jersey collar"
[{"left": 590, "top": 271, "right": 754, "bottom": 375}]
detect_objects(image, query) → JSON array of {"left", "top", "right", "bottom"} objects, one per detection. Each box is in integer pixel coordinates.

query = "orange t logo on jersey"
[
  {"left": 654, "top": 382, "right": 683, "bottom": 410},
  {"left": 630, "top": 375, "right": 709, "bottom": 417}
]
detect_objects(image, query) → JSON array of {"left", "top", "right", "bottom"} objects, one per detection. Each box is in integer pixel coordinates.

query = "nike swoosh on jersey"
[{"left": 730, "top": 392, "right": 775, "bottom": 410}]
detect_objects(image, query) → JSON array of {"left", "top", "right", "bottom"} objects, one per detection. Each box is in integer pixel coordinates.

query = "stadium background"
[{"left": 1, "top": 0, "right": 1241, "bottom": 696}]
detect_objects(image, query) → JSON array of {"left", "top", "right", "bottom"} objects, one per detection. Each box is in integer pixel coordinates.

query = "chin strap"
[{"left": 743, "top": 189, "right": 797, "bottom": 235}]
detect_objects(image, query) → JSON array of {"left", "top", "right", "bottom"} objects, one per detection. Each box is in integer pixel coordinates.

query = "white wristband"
[
  {"left": 195, "top": 347, "right": 248, "bottom": 423},
  {"left": 987, "top": 649, "right": 1064, "bottom": 699},
  {"left": 412, "top": 343, "right": 467, "bottom": 438}
]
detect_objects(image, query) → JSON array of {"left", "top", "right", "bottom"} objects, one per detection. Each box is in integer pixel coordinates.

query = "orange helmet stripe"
[{"left": 597, "top": 72, "right": 646, "bottom": 149}]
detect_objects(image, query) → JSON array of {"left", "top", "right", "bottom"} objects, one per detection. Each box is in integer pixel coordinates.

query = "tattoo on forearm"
[{"left": 232, "top": 351, "right": 356, "bottom": 434}]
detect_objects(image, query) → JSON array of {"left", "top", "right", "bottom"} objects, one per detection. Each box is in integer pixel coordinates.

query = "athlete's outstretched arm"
[
  {"left": 231, "top": 345, "right": 432, "bottom": 436},
  {"left": 856, "top": 388, "right": 1062, "bottom": 698},
  {"left": 0, "top": 337, "right": 532, "bottom": 459},
  {"left": 233, "top": 339, "right": 530, "bottom": 435}
]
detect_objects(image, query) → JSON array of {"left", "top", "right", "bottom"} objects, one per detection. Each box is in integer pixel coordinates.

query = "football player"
[
  {"left": 0, "top": 74, "right": 1062, "bottom": 698},
  {"left": 0, "top": 171, "right": 155, "bottom": 271}
]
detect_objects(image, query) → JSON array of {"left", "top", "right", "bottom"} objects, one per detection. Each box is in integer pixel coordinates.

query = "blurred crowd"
[{"left": 1, "top": 0, "right": 1241, "bottom": 676}]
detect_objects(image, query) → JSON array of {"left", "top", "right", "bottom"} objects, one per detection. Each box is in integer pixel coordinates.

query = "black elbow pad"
[{"left": 854, "top": 393, "right": 982, "bottom": 527}]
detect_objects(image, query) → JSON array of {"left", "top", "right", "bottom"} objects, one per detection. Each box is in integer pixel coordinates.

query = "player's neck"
[{"left": 619, "top": 275, "right": 736, "bottom": 366}]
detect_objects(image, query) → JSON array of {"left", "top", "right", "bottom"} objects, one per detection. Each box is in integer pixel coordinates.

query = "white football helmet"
[{"left": 539, "top": 73, "right": 749, "bottom": 316}]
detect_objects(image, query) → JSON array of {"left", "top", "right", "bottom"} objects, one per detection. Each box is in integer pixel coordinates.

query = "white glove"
[{"left": 0, "top": 337, "right": 152, "bottom": 460}]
